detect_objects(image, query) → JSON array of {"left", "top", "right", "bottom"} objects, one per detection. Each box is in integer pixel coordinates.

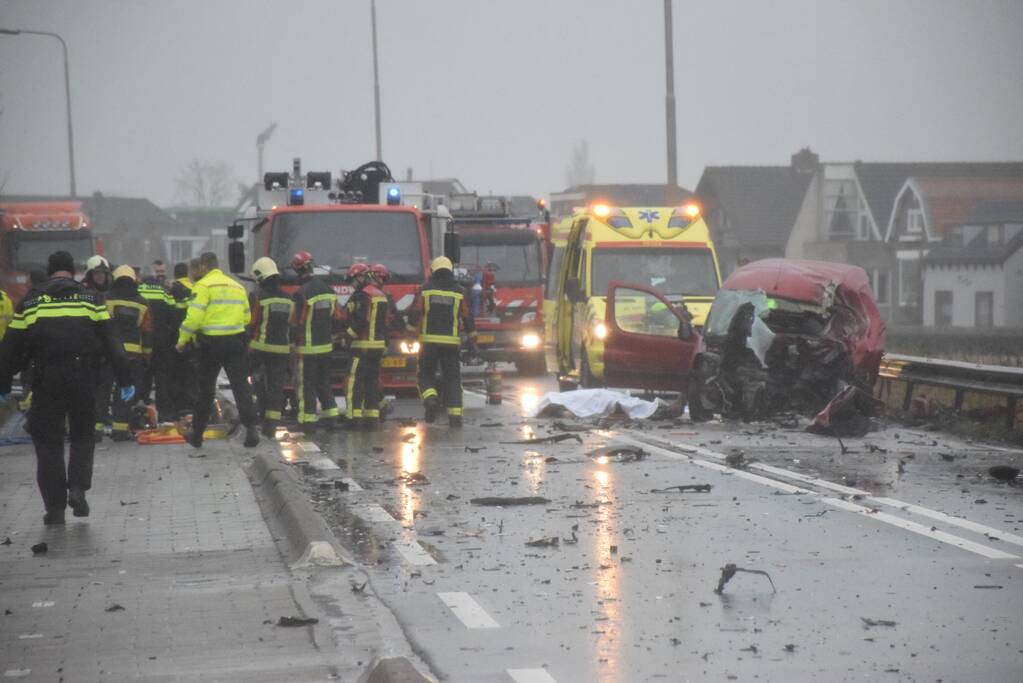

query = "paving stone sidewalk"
[{"left": 0, "top": 432, "right": 341, "bottom": 682}]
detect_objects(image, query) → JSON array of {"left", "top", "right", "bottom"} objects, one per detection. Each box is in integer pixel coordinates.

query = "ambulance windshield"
[{"left": 591, "top": 247, "right": 718, "bottom": 297}]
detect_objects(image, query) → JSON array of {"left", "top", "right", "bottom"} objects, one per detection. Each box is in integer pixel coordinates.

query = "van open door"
[{"left": 603, "top": 280, "right": 701, "bottom": 391}]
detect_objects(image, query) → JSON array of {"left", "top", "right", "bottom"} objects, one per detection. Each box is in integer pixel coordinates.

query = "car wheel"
[{"left": 687, "top": 375, "right": 712, "bottom": 422}]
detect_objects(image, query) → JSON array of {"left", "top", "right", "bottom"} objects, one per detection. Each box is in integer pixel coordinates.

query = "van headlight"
[
  {"left": 520, "top": 333, "right": 541, "bottom": 349},
  {"left": 399, "top": 340, "right": 420, "bottom": 354},
  {"left": 593, "top": 322, "right": 608, "bottom": 340}
]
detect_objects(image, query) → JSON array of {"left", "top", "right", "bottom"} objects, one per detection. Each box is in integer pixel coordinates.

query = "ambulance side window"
[{"left": 546, "top": 246, "right": 564, "bottom": 299}]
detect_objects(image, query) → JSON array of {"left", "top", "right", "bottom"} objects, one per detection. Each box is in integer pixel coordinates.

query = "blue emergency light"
[
  {"left": 386, "top": 186, "right": 401, "bottom": 206},
  {"left": 289, "top": 188, "right": 305, "bottom": 206}
]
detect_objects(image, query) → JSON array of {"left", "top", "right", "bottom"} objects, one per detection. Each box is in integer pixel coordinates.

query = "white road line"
[
  {"left": 298, "top": 441, "right": 321, "bottom": 453},
  {"left": 362, "top": 504, "right": 398, "bottom": 523},
  {"left": 437, "top": 591, "right": 499, "bottom": 629},
  {"left": 394, "top": 538, "right": 438, "bottom": 566},
  {"left": 507, "top": 669, "right": 559, "bottom": 683},
  {"left": 624, "top": 436, "right": 1019, "bottom": 561},
  {"left": 868, "top": 497, "right": 1023, "bottom": 549},
  {"left": 31, "top": 602, "right": 54, "bottom": 608},
  {"left": 340, "top": 477, "right": 363, "bottom": 492},
  {"left": 307, "top": 456, "right": 339, "bottom": 471}
]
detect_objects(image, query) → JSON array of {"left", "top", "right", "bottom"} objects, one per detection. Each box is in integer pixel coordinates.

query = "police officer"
[
  {"left": 175, "top": 252, "right": 259, "bottom": 448},
  {"left": 167, "top": 262, "right": 197, "bottom": 417},
  {"left": 408, "top": 256, "right": 476, "bottom": 427},
  {"left": 0, "top": 251, "right": 132, "bottom": 524},
  {"left": 139, "top": 269, "right": 176, "bottom": 419},
  {"left": 248, "top": 257, "right": 293, "bottom": 437},
  {"left": 343, "top": 263, "right": 390, "bottom": 429},
  {"left": 0, "top": 288, "right": 13, "bottom": 342},
  {"left": 103, "top": 265, "right": 153, "bottom": 441},
  {"left": 290, "top": 251, "right": 339, "bottom": 431}
]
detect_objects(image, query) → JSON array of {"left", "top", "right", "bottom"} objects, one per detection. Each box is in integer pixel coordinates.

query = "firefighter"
[
  {"left": 408, "top": 256, "right": 477, "bottom": 427},
  {"left": 248, "top": 257, "right": 293, "bottom": 437},
  {"left": 82, "top": 255, "right": 111, "bottom": 294},
  {"left": 370, "top": 263, "right": 399, "bottom": 419},
  {"left": 83, "top": 256, "right": 113, "bottom": 438},
  {"left": 138, "top": 269, "right": 176, "bottom": 419},
  {"left": 167, "top": 262, "right": 197, "bottom": 417},
  {"left": 175, "top": 251, "right": 259, "bottom": 449},
  {"left": 103, "top": 265, "right": 153, "bottom": 441},
  {"left": 0, "top": 251, "right": 131, "bottom": 525},
  {"left": 290, "top": 250, "right": 339, "bottom": 431},
  {"left": 343, "top": 263, "right": 390, "bottom": 429}
]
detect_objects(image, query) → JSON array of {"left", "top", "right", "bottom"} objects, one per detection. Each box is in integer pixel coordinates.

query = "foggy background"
[{"left": 1, "top": 0, "right": 1022, "bottom": 204}]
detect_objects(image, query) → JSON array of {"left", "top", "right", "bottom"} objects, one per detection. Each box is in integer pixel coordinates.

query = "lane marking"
[
  {"left": 307, "top": 456, "right": 339, "bottom": 471},
  {"left": 362, "top": 504, "right": 398, "bottom": 523},
  {"left": 507, "top": 669, "right": 559, "bottom": 683},
  {"left": 298, "top": 441, "right": 321, "bottom": 453},
  {"left": 31, "top": 602, "right": 54, "bottom": 608},
  {"left": 623, "top": 436, "right": 1019, "bottom": 561},
  {"left": 394, "top": 538, "right": 438, "bottom": 566},
  {"left": 437, "top": 591, "right": 499, "bottom": 629},
  {"left": 340, "top": 477, "right": 363, "bottom": 492},
  {"left": 868, "top": 497, "right": 1023, "bottom": 549}
]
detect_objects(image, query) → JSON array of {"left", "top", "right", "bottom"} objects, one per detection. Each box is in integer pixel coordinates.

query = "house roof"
[
  {"left": 911, "top": 177, "right": 1023, "bottom": 237},
  {"left": 924, "top": 227, "right": 1023, "bottom": 266},
  {"left": 855, "top": 162, "right": 1023, "bottom": 232},
  {"left": 695, "top": 166, "right": 813, "bottom": 249}
]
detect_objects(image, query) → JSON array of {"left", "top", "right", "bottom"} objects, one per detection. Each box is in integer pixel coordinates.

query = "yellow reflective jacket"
[
  {"left": 177, "top": 268, "right": 250, "bottom": 346},
  {"left": 0, "top": 290, "right": 13, "bottom": 342}
]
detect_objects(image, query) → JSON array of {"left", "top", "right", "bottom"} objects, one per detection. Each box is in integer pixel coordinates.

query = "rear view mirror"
[
  {"left": 444, "top": 232, "right": 461, "bottom": 264},
  {"left": 228, "top": 241, "right": 245, "bottom": 274},
  {"left": 677, "top": 319, "right": 693, "bottom": 340},
  {"left": 227, "top": 222, "right": 244, "bottom": 240}
]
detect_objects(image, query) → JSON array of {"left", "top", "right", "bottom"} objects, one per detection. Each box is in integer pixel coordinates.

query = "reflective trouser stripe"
[
  {"left": 446, "top": 407, "right": 463, "bottom": 416},
  {"left": 297, "top": 357, "right": 316, "bottom": 423},
  {"left": 347, "top": 356, "right": 362, "bottom": 419},
  {"left": 322, "top": 407, "right": 339, "bottom": 418},
  {"left": 265, "top": 410, "right": 281, "bottom": 420},
  {"left": 418, "top": 334, "right": 459, "bottom": 345},
  {"left": 297, "top": 345, "right": 332, "bottom": 355},
  {"left": 420, "top": 387, "right": 438, "bottom": 400},
  {"left": 364, "top": 409, "right": 380, "bottom": 418},
  {"left": 112, "top": 421, "right": 130, "bottom": 431},
  {"left": 94, "top": 423, "right": 105, "bottom": 432}
]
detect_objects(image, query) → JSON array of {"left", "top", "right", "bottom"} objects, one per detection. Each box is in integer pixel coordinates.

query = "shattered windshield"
[
  {"left": 8, "top": 231, "right": 94, "bottom": 271},
  {"left": 591, "top": 247, "right": 718, "bottom": 297},
  {"left": 271, "top": 211, "right": 423, "bottom": 280}
]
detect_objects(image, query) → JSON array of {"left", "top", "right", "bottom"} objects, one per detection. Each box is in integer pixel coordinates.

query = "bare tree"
[
  {"left": 564, "top": 138, "right": 595, "bottom": 188},
  {"left": 175, "top": 159, "right": 236, "bottom": 206}
]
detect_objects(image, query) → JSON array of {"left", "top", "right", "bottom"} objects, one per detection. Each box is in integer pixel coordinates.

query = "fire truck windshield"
[
  {"left": 8, "top": 231, "right": 94, "bottom": 271},
  {"left": 271, "top": 211, "right": 424, "bottom": 280},
  {"left": 460, "top": 242, "right": 543, "bottom": 286},
  {"left": 591, "top": 247, "right": 719, "bottom": 297}
]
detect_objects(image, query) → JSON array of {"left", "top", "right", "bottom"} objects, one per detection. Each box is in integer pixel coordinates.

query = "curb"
[{"left": 245, "top": 451, "right": 352, "bottom": 567}]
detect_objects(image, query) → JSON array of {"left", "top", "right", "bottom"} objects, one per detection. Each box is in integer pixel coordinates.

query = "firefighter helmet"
[
  {"left": 430, "top": 256, "right": 453, "bottom": 273},
  {"left": 369, "top": 263, "right": 390, "bottom": 283},
  {"left": 347, "top": 263, "right": 370, "bottom": 281},
  {"left": 86, "top": 255, "right": 110, "bottom": 272},
  {"left": 251, "top": 257, "right": 279, "bottom": 281},
  {"left": 291, "top": 250, "right": 314, "bottom": 271},
  {"left": 112, "top": 265, "right": 136, "bottom": 281}
]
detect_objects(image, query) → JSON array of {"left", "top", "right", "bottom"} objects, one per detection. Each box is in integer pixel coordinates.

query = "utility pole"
[
  {"left": 663, "top": 0, "right": 678, "bottom": 188},
  {"left": 371, "top": 0, "right": 383, "bottom": 161},
  {"left": 0, "top": 28, "right": 77, "bottom": 196}
]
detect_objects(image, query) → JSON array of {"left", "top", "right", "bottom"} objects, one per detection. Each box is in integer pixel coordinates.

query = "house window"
[
  {"left": 934, "top": 291, "right": 953, "bottom": 327},
  {"left": 824, "top": 180, "right": 858, "bottom": 239},
  {"left": 906, "top": 208, "right": 925, "bottom": 235},
  {"left": 857, "top": 212, "right": 873, "bottom": 241},
  {"left": 975, "top": 292, "right": 994, "bottom": 329},
  {"left": 867, "top": 268, "right": 890, "bottom": 305},
  {"left": 898, "top": 257, "right": 921, "bottom": 307}
]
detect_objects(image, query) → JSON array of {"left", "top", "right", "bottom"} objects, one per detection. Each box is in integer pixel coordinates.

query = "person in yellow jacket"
[
  {"left": 0, "top": 288, "right": 13, "bottom": 342},
  {"left": 175, "top": 252, "right": 259, "bottom": 449}
]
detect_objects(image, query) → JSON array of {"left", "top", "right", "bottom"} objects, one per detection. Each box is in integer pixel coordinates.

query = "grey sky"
[{"left": 2, "top": 0, "right": 1022, "bottom": 206}]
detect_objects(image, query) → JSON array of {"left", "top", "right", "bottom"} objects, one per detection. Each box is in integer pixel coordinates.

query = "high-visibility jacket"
[
  {"left": 106, "top": 280, "right": 153, "bottom": 357},
  {"left": 346, "top": 283, "right": 390, "bottom": 350},
  {"left": 0, "top": 275, "right": 129, "bottom": 394},
  {"left": 139, "top": 281, "right": 176, "bottom": 350},
  {"left": 408, "top": 275, "right": 476, "bottom": 346},
  {"left": 249, "top": 277, "right": 293, "bottom": 354},
  {"left": 0, "top": 290, "right": 13, "bottom": 342},
  {"left": 291, "top": 276, "right": 336, "bottom": 355},
  {"left": 177, "top": 268, "right": 250, "bottom": 346}
]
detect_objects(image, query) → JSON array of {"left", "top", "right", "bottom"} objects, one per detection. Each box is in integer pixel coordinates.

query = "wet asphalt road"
[{"left": 293, "top": 369, "right": 1023, "bottom": 683}]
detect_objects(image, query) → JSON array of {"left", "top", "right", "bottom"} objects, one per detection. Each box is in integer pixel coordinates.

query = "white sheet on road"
[{"left": 530, "top": 388, "right": 667, "bottom": 420}]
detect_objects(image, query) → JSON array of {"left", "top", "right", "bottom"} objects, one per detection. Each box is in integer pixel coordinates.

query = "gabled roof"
[
  {"left": 695, "top": 166, "right": 813, "bottom": 248},
  {"left": 855, "top": 162, "right": 1023, "bottom": 236},
  {"left": 923, "top": 227, "right": 1023, "bottom": 266},
  {"left": 886, "top": 177, "right": 1023, "bottom": 240}
]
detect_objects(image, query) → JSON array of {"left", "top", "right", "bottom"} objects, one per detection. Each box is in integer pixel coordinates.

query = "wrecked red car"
[{"left": 687, "top": 259, "right": 885, "bottom": 425}]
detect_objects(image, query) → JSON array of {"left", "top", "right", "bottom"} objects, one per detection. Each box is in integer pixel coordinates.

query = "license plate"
[
  {"left": 381, "top": 356, "right": 407, "bottom": 368},
  {"left": 477, "top": 334, "right": 496, "bottom": 344}
]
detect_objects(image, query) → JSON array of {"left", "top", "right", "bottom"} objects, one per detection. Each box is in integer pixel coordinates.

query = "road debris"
[
  {"left": 650, "top": 484, "right": 712, "bottom": 493},
  {"left": 30, "top": 542, "right": 47, "bottom": 555},
  {"left": 1, "top": 537, "right": 11, "bottom": 546},
  {"left": 713, "top": 563, "right": 776, "bottom": 594},
  {"left": 276, "top": 616, "right": 319, "bottom": 627},
  {"left": 119, "top": 500, "right": 139, "bottom": 506},
  {"left": 525, "top": 536, "right": 560, "bottom": 548},
  {"left": 988, "top": 465, "right": 1019, "bottom": 483},
  {"left": 502, "top": 433, "right": 583, "bottom": 445},
  {"left": 861, "top": 617, "right": 897, "bottom": 628},
  {"left": 350, "top": 580, "right": 367, "bottom": 593},
  {"left": 399, "top": 471, "right": 429, "bottom": 485},
  {"left": 783, "top": 644, "right": 796, "bottom": 653},
  {"left": 464, "top": 446, "right": 483, "bottom": 453},
  {"left": 973, "top": 585, "right": 1004, "bottom": 589},
  {"left": 105, "top": 604, "right": 125, "bottom": 612},
  {"left": 480, "top": 422, "right": 503, "bottom": 428},
  {"left": 552, "top": 421, "right": 593, "bottom": 432},
  {"left": 470, "top": 496, "right": 551, "bottom": 506},
  {"left": 587, "top": 444, "right": 648, "bottom": 463},
  {"left": 724, "top": 451, "right": 752, "bottom": 468}
]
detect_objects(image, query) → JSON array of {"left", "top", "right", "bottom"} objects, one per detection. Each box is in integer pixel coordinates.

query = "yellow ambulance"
[{"left": 543, "top": 203, "right": 721, "bottom": 390}]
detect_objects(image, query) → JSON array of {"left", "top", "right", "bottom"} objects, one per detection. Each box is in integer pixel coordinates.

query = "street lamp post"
[
  {"left": 0, "top": 28, "right": 77, "bottom": 196},
  {"left": 662, "top": 0, "right": 678, "bottom": 189},
  {"left": 370, "top": 0, "right": 383, "bottom": 161}
]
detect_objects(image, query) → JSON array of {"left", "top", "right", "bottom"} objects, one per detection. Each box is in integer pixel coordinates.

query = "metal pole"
[
  {"left": 371, "top": 0, "right": 383, "bottom": 161},
  {"left": 0, "top": 28, "right": 77, "bottom": 195},
  {"left": 663, "top": 0, "right": 678, "bottom": 188}
]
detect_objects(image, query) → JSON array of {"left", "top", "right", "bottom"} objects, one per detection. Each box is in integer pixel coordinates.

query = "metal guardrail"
[{"left": 878, "top": 353, "right": 1023, "bottom": 430}]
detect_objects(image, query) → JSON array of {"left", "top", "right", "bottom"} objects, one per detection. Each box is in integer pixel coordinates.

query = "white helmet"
[
  {"left": 86, "top": 255, "right": 110, "bottom": 271},
  {"left": 251, "top": 256, "right": 280, "bottom": 281}
]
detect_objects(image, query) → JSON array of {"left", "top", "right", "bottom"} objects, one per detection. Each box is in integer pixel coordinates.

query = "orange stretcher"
[{"left": 134, "top": 424, "right": 229, "bottom": 444}]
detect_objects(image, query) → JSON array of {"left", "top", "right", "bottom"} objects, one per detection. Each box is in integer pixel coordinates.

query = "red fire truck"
[
  {"left": 448, "top": 194, "right": 547, "bottom": 375},
  {"left": 229, "top": 160, "right": 457, "bottom": 392},
  {"left": 1, "top": 202, "right": 99, "bottom": 302}
]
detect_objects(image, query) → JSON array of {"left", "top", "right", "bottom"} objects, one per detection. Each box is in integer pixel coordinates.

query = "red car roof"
[{"left": 722, "top": 258, "right": 871, "bottom": 306}]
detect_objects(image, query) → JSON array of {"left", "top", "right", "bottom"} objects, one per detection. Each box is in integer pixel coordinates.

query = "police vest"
[
  {"left": 418, "top": 288, "right": 464, "bottom": 345},
  {"left": 106, "top": 297, "right": 149, "bottom": 355},
  {"left": 350, "top": 284, "right": 389, "bottom": 350},
  {"left": 251, "top": 296, "right": 293, "bottom": 354}
]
